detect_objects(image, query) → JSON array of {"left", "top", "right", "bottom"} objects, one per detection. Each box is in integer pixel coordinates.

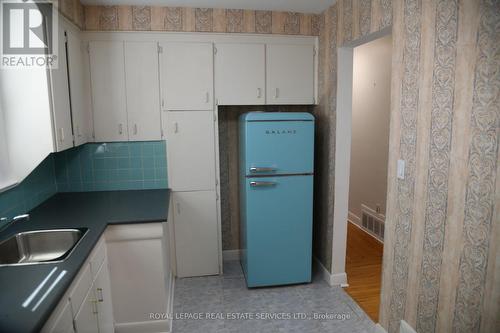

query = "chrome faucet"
[{"left": 0, "top": 214, "right": 30, "bottom": 233}]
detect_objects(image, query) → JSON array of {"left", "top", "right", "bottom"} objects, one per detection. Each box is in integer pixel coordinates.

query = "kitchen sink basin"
[{"left": 0, "top": 229, "right": 87, "bottom": 267}]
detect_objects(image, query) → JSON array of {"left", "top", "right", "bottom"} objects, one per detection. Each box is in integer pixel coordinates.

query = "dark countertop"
[{"left": 0, "top": 189, "right": 170, "bottom": 333}]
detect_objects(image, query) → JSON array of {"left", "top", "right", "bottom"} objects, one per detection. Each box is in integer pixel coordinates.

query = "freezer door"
[
  {"left": 243, "top": 175, "right": 313, "bottom": 287},
  {"left": 243, "top": 120, "right": 314, "bottom": 176}
]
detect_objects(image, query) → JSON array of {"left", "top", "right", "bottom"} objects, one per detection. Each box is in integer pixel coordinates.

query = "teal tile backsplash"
[
  {"left": 0, "top": 155, "right": 57, "bottom": 228},
  {"left": 55, "top": 142, "right": 168, "bottom": 192},
  {"left": 0, "top": 141, "right": 167, "bottom": 229}
]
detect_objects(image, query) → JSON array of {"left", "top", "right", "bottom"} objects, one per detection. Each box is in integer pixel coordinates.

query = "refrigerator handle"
[
  {"left": 249, "top": 167, "right": 276, "bottom": 173},
  {"left": 250, "top": 181, "right": 277, "bottom": 187}
]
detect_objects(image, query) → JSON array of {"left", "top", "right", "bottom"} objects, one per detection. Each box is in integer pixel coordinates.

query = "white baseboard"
[
  {"left": 223, "top": 249, "right": 241, "bottom": 261},
  {"left": 348, "top": 211, "right": 361, "bottom": 224},
  {"left": 374, "top": 323, "right": 388, "bottom": 333},
  {"left": 313, "top": 256, "right": 348, "bottom": 287},
  {"left": 348, "top": 217, "right": 384, "bottom": 244},
  {"left": 399, "top": 320, "right": 416, "bottom": 333},
  {"left": 114, "top": 320, "right": 170, "bottom": 333}
]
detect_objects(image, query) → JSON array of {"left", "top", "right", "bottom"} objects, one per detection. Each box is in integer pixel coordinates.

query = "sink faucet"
[{"left": 0, "top": 214, "right": 30, "bottom": 233}]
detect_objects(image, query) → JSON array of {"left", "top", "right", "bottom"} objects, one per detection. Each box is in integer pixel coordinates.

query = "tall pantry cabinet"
[{"left": 160, "top": 42, "right": 220, "bottom": 278}]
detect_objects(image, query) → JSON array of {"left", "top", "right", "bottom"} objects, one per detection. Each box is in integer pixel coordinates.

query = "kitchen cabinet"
[
  {"left": 89, "top": 41, "right": 128, "bottom": 142},
  {"left": 105, "top": 223, "right": 172, "bottom": 332},
  {"left": 172, "top": 191, "right": 219, "bottom": 277},
  {"left": 73, "top": 285, "right": 99, "bottom": 333},
  {"left": 266, "top": 44, "right": 315, "bottom": 104},
  {"left": 41, "top": 299, "right": 74, "bottom": 333},
  {"left": 163, "top": 111, "right": 216, "bottom": 191},
  {"left": 161, "top": 42, "right": 214, "bottom": 111},
  {"left": 49, "top": 22, "right": 73, "bottom": 152},
  {"left": 94, "top": 258, "right": 114, "bottom": 333},
  {"left": 124, "top": 42, "right": 162, "bottom": 141},
  {"left": 214, "top": 43, "right": 266, "bottom": 105},
  {"left": 42, "top": 238, "right": 114, "bottom": 333},
  {"left": 66, "top": 28, "right": 92, "bottom": 147}
]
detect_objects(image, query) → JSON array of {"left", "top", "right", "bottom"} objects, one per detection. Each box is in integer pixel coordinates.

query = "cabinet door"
[
  {"left": 163, "top": 111, "right": 216, "bottom": 191},
  {"left": 73, "top": 285, "right": 99, "bottom": 333},
  {"left": 42, "top": 299, "right": 74, "bottom": 333},
  {"left": 215, "top": 43, "right": 265, "bottom": 105},
  {"left": 124, "top": 42, "right": 162, "bottom": 141},
  {"left": 105, "top": 223, "right": 167, "bottom": 326},
  {"left": 50, "top": 24, "right": 73, "bottom": 151},
  {"left": 173, "top": 191, "right": 219, "bottom": 277},
  {"left": 161, "top": 43, "right": 213, "bottom": 110},
  {"left": 266, "top": 44, "right": 315, "bottom": 104},
  {"left": 89, "top": 41, "right": 128, "bottom": 142},
  {"left": 94, "top": 259, "right": 114, "bottom": 333},
  {"left": 66, "top": 30, "right": 92, "bottom": 146}
]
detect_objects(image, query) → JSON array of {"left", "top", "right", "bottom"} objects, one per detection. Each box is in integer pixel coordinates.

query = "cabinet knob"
[{"left": 118, "top": 123, "right": 123, "bottom": 135}]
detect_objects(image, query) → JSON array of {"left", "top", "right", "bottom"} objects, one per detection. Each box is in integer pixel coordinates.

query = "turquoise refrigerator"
[{"left": 239, "top": 112, "right": 314, "bottom": 287}]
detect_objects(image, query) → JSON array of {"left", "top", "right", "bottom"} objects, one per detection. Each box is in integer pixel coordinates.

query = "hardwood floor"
[{"left": 345, "top": 221, "right": 383, "bottom": 322}]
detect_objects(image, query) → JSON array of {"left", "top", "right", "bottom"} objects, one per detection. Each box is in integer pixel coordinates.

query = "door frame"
[{"left": 330, "top": 26, "right": 392, "bottom": 281}]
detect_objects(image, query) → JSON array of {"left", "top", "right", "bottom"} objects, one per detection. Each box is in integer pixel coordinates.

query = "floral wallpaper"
[
  {"left": 315, "top": 0, "right": 499, "bottom": 332},
  {"left": 82, "top": 5, "right": 321, "bottom": 36}
]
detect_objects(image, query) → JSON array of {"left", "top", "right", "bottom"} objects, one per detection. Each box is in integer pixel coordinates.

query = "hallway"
[{"left": 345, "top": 222, "right": 383, "bottom": 322}]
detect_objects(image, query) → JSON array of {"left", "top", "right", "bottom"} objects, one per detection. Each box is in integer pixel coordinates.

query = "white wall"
[
  {"left": 349, "top": 35, "right": 392, "bottom": 221},
  {"left": 0, "top": 67, "right": 55, "bottom": 184}
]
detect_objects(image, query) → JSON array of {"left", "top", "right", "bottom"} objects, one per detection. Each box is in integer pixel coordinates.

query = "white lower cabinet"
[
  {"left": 173, "top": 191, "right": 219, "bottom": 277},
  {"left": 42, "top": 225, "right": 173, "bottom": 333},
  {"left": 94, "top": 259, "right": 114, "bottom": 333},
  {"left": 105, "top": 222, "right": 172, "bottom": 333},
  {"left": 73, "top": 286, "right": 99, "bottom": 333},
  {"left": 42, "top": 299, "right": 75, "bottom": 333}
]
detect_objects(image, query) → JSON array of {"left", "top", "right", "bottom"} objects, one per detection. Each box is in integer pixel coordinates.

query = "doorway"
[{"left": 332, "top": 30, "right": 392, "bottom": 323}]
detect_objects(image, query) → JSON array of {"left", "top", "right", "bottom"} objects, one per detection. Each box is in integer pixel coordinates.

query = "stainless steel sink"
[{"left": 0, "top": 229, "right": 87, "bottom": 267}]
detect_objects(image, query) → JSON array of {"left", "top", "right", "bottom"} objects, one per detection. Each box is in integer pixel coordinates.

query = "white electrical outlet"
[{"left": 397, "top": 159, "right": 405, "bottom": 179}]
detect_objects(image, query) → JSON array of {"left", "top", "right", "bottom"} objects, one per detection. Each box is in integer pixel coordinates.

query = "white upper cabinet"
[
  {"left": 161, "top": 43, "right": 214, "bottom": 111},
  {"left": 266, "top": 44, "right": 315, "bottom": 105},
  {"left": 66, "top": 28, "right": 92, "bottom": 146},
  {"left": 89, "top": 41, "right": 128, "bottom": 142},
  {"left": 215, "top": 43, "right": 265, "bottom": 105},
  {"left": 50, "top": 23, "right": 73, "bottom": 152},
  {"left": 124, "top": 42, "right": 162, "bottom": 141},
  {"left": 163, "top": 111, "right": 216, "bottom": 191}
]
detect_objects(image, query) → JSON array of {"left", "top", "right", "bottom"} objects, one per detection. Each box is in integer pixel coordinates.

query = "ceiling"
[{"left": 80, "top": 0, "right": 336, "bottom": 14}]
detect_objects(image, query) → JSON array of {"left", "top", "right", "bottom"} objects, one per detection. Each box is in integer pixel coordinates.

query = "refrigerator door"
[
  {"left": 242, "top": 175, "right": 313, "bottom": 287},
  {"left": 241, "top": 113, "right": 314, "bottom": 176}
]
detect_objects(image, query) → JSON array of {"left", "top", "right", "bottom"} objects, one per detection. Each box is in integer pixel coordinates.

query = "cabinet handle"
[
  {"left": 205, "top": 91, "right": 210, "bottom": 103},
  {"left": 59, "top": 128, "right": 65, "bottom": 142},
  {"left": 134, "top": 124, "right": 138, "bottom": 135},
  {"left": 257, "top": 88, "right": 262, "bottom": 98},
  {"left": 96, "top": 288, "right": 104, "bottom": 302},
  {"left": 176, "top": 202, "right": 180, "bottom": 215},
  {"left": 174, "top": 122, "right": 179, "bottom": 133},
  {"left": 274, "top": 88, "right": 279, "bottom": 98},
  {"left": 118, "top": 123, "right": 123, "bottom": 135}
]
